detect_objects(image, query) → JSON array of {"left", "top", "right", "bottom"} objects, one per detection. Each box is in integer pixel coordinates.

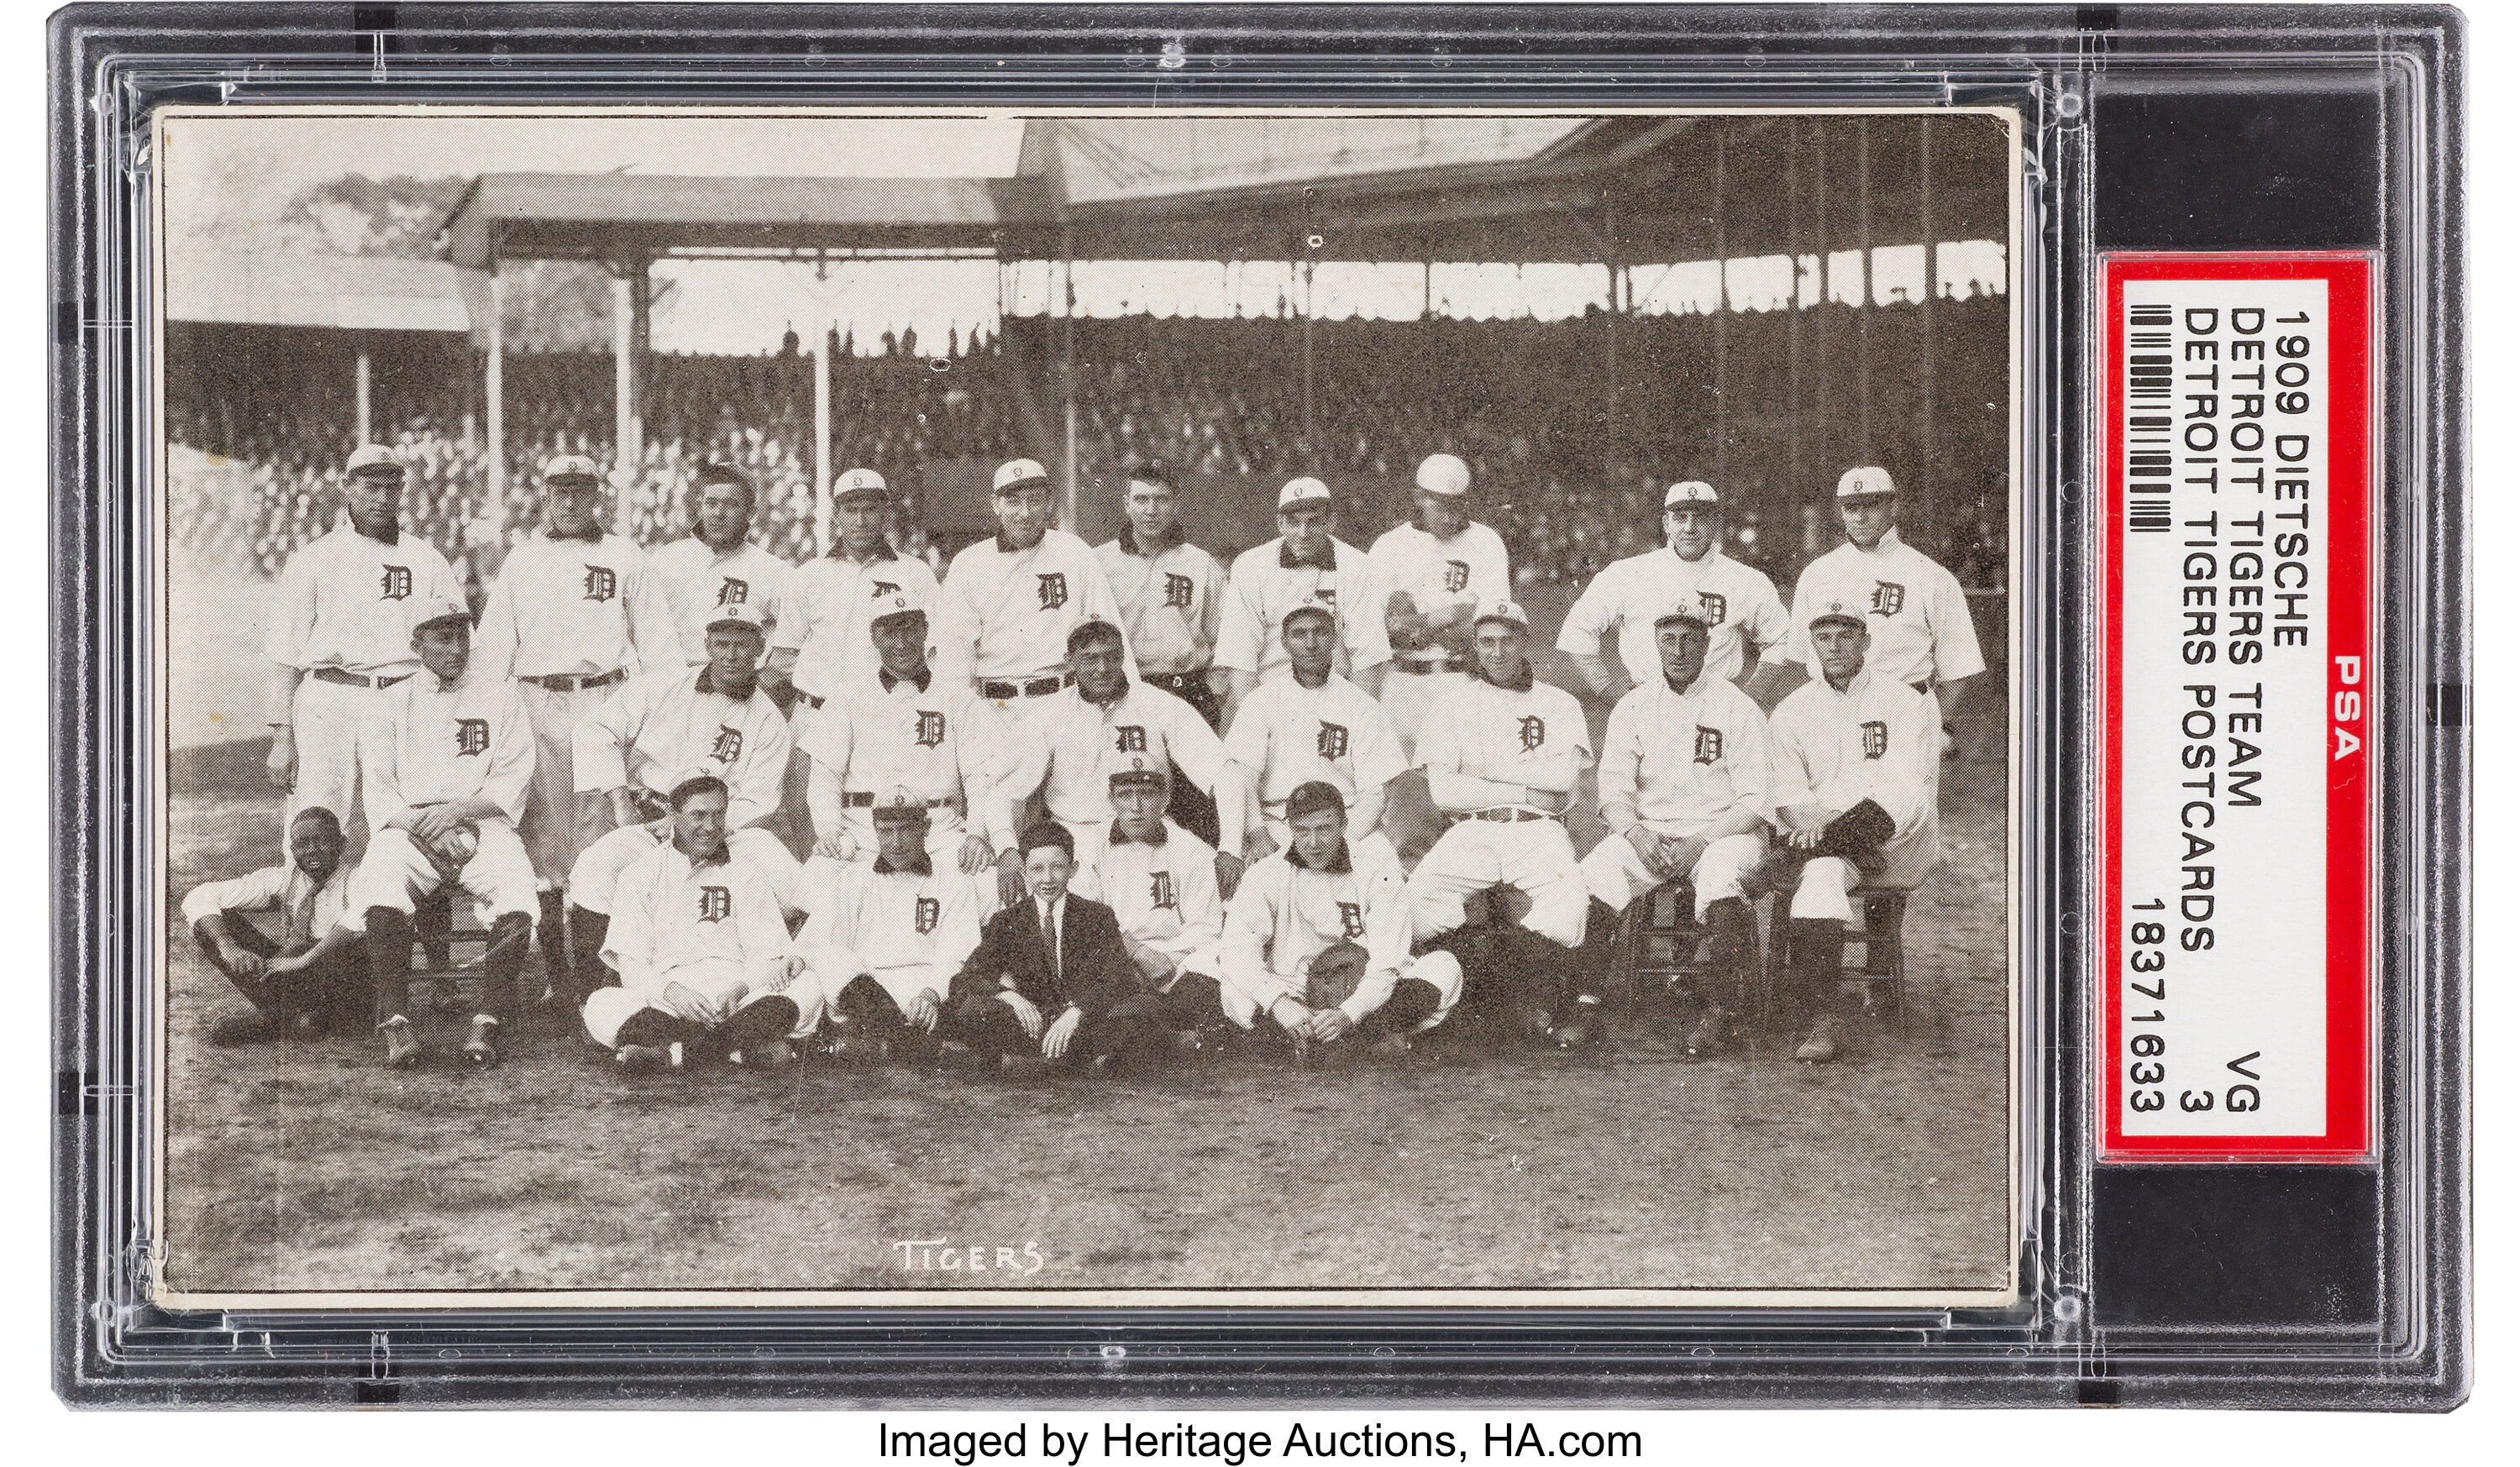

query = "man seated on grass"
[
  {"left": 947, "top": 822, "right": 1168, "bottom": 1077},
  {"left": 181, "top": 804, "right": 366, "bottom": 1045},
  {"left": 582, "top": 774, "right": 816, "bottom": 1072},
  {"left": 798, "top": 789, "right": 985, "bottom": 1064}
]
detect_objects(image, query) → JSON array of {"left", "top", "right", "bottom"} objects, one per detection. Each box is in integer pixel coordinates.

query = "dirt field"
[{"left": 157, "top": 584, "right": 2014, "bottom": 1300}]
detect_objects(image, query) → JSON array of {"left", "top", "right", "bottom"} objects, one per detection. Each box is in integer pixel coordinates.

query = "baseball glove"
[{"left": 1302, "top": 940, "right": 1371, "bottom": 1010}]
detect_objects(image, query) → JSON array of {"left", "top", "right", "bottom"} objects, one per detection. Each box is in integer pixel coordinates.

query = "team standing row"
[{"left": 182, "top": 443, "right": 1984, "bottom": 1072}]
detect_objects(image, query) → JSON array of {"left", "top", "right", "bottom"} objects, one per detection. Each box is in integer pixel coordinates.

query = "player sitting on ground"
[
  {"left": 1757, "top": 605, "right": 1942, "bottom": 1064},
  {"left": 583, "top": 775, "right": 816, "bottom": 1073},
  {"left": 797, "top": 789, "right": 984, "bottom": 1065},
  {"left": 1568, "top": 608, "right": 1781, "bottom": 1056},
  {"left": 1218, "top": 604, "right": 1410, "bottom": 883},
  {"left": 946, "top": 822, "right": 1169, "bottom": 1077},
  {"left": 1068, "top": 761, "right": 1234, "bottom": 1050},
  {"left": 1217, "top": 781, "right": 1463, "bottom": 1060},
  {"left": 181, "top": 805, "right": 366, "bottom": 1045},
  {"left": 1403, "top": 600, "right": 1594, "bottom": 1045}
]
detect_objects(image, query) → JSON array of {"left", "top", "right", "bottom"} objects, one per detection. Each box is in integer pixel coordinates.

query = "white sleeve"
[
  {"left": 181, "top": 865, "right": 290, "bottom": 926},
  {"left": 1554, "top": 565, "right": 1615, "bottom": 655},
  {"left": 1929, "top": 567, "right": 1987, "bottom": 681}
]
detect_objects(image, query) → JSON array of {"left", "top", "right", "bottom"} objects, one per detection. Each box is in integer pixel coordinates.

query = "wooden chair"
[{"left": 1767, "top": 886, "right": 1910, "bottom": 1033}]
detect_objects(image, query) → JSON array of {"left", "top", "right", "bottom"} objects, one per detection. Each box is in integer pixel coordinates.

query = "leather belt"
[
  {"left": 524, "top": 668, "right": 627, "bottom": 693},
  {"left": 1142, "top": 672, "right": 1205, "bottom": 689},
  {"left": 797, "top": 693, "right": 827, "bottom": 710},
  {"left": 1460, "top": 807, "right": 1561, "bottom": 824},
  {"left": 1390, "top": 658, "right": 1472, "bottom": 676},
  {"left": 981, "top": 674, "right": 1073, "bottom": 699},
  {"left": 839, "top": 791, "right": 954, "bottom": 809},
  {"left": 1908, "top": 678, "right": 1934, "bottom": 696},
  {"left": 310, "top": 667, "right": 410, "bottom": 689}
]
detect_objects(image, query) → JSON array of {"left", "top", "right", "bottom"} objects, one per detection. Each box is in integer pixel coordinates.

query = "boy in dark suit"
[{"left": 948, "top": 822, "right": 1169, "bottom": 1076}]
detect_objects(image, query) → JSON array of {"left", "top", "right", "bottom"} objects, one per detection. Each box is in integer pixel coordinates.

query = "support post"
[
  {"left": 1787, "top": 118, "right": 1803, "bottom": 493},
  {"left": 628, "top": 254, "right": 651, "bottom": 467},
  {"left": 612, "top": 269, "right": 635, "bottom": 479},
  {"left": 355, "top": 348, "right": 371, "bottom": 446},
  {"left": 1713, "top": 133, "right": 1728, "bottom": 490},
  {"left": 486, "top": 267, "right": 506, "bottom": 530},
  {"left": 1857, "top": 117, "right": 1872, "bottom": 456},
  {"left": 1300, "top": 255, "right": 1316, "bottom": 472},
  {"left": 811, "top": 270, "right": 832, "bottom": 555},
  {"left": 1917, "top": 117, "right": 1937, "bottom": 520},
  {"left": 1062, "top": 229, "right": 1079, "bottom": 532},
  {"left": 1604, "top": 196, "right": 1621, "bottom": 473}
]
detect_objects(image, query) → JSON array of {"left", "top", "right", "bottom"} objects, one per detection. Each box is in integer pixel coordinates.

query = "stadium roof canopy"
[
  {"left": 168, "top": 251, "right": 470, "bottom": 332},
  {"left": 437, "top": 113, "right": 2010, "bottom": 267}
]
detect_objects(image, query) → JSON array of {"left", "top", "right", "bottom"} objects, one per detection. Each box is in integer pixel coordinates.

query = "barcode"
[
  {"left": 2126, "top": 302, "right": 2175, "bottom": 529},
  {"left": 2129, "top": 501, "right": 2171, "bottom": 533},
  {"left": 2129, "top": 304, "right": 2171, "bottom": 327}
]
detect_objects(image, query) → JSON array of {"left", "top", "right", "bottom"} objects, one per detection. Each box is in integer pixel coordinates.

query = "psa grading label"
[{"left": 2097, "top": 255, "right": 2376, "bottom": 1162}]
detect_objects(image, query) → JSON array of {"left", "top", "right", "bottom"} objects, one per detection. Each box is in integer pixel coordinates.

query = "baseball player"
[
  {"left": 647, "top": 461, "right": 793, "bottom": 669},
  {"left": 995, "top": 618, "right": 1230, "bottom": 904},
  {"left": 1215, "top": 477, "right": 1390, "bottom": 728},
  {"left": 1094, "top": 458, "right": 1230, "bottom": 844},
  {"left": 1761, "top": 605, "right": 1942, "bottom": 1062},
  {"left": 181, "top": 805, "right": 365, "bottom": 1045},
  {"left": 1368, "top": 453, "right": 1512, "bottom": 752},
  {"left": 260, "top": 443, "right": 467, "bottom": 841},
  {"left": 1217, "top": 605, "right": 1410, "bottom": 877},
  {"left": 582, "top": 774, "right": 816, "bottom": 1072},
  {"left": 946, "top": 822, "right": 1169, "bottom": 1077},
  {"left": 1784, "top": 466, "right": 1986, "bottom": 752},
  {"left": 562, "top": 596, "right": 800, "bottom": 992},
  {"left": 797, "top": 789, "right": 984, "bottom": 1064},
  {"left": 1404, "top": 600, "right": 1594, "bottom": 1040},
  {"left": 1555, "top": 479, "right": 1794, "bottom": 705},
  {"left": 1216, "top": 781, "right": 1463, "bottom": 1058},
  {"left": 1068, "top": 762, "right": 1231, "bottom": 1043},
  {"left": 769, "top": 466, "right": 939, "bottom": 720},
  {"left": 335, "top": 595, "right": 538, "bottom": 1068},
  {"left": 799, "top": 585, "right": 1006, "bottom": 916},
  {"left": 934, "top": 458, "right": 1135, "bottom": 733},
  {"left": 472, "top": 453, "right": 679, "bottom": 994},
  {"left": 1567, "top": 609, "right": 1781, "bottom": 1056}
]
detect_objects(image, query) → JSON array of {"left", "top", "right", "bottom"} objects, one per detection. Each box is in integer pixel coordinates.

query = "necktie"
[{"left": 1039, "top": 902, "right": 1059, "bottom": 984}]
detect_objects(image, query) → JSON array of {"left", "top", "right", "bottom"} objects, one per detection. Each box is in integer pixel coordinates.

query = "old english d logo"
[
  {"left": 1517, "top": 715, "right": 1546, "bottom": 752},
  {"left": 1163, "top": 572, "right": 1196, "bottom": 609},
  {"left": 710, "top": 726, "right": 743, "bottom": 764},
  {"left": 1861, "top": 720, "right": 1890, "bottom": 759},
  {"left": 454, "top": 718, "right": 490, "bottom": 757},
  {"left": 1115, "top": 725, "right": 1147, "bottom": 753},
  {"left": 1336, "top": 901, "right": 1365, "bottom": 940},
  {"left": 1316, "top": 720, "right": 1349, "bottom": 760},
  {"left": 1443, "top": 559, "right": 1470, "bottom": 594},
  {"left": 696, "top": 886, "right": 732, "bottom": 923},
  {"left": 914, "top": 896, "right": 940, "bottom": 935},
  {"left": 1698, "top": 589, "right": 1727, "bottom": 626},
  {"left": 379, "top": 565, "right": 412, "bottom": 601},
  {"left": 1693, "top": 725, "right": 1724, "bottom": 764},
  {"left": 715, "top": 576, "right": 748, "bottom": 609},
  {"left": 1149, "top": 871, "right": 1177, "bottom": 911},
  {"left": 1037, "top": 572, "right": 1068, "bottom": 610},
  {"left": 583, "top": 564, "right": 618, "bottom": 602},
  {"left": 914, "top": 710, "right": 946, "bottom": 748},
  {"left": 1870, "top": 580, "right": 1905, "bottom": 617}
]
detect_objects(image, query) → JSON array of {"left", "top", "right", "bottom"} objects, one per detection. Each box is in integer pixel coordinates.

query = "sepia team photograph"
[{"left": 149, "top": 107, "right": 2022, "bottom": 1307}]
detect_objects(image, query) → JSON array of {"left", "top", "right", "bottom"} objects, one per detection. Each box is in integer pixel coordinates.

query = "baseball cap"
[
  {"left": 869, "top": 584, "right": 930, "bottom": 626},
  {"left": 1108, "top": 757, "right": 1168, "bottom": 791},
  {"left": 345, "top": 443, "right": 405, "bottom": 479},
  {"left": 1471, "top": 599, "right": 1530, "bottom": 631},
  {"left": 1285, "top": 781, "right": 1347, "bottom": 822},
  {"left": 1836, "top": 465, "right": 1898, "bottom": 500},
  {"left": 1414, "top": 453, "right": 1472, "bottom": 497},
  {"left": 412, "top": 594, "right": 473, "bottom": 634},
  {"left": 1654, "top": 606, "right": 1712, "bottom": 631},
  {"left": 703, "top": 598, "right": 768, "bottom": 635},
  {"left": 1280, "top": 601, "right": 1337, "bottom": 632},
  {"left": 834, "top": 467, "right": 889, "bottom": 502},
  {"left": 1066, "top": 617, "right": 1126, "bottom": 656},
  {"left": 1809, "top": 600, "right": 1867, "bottom": 632},
  {"left": 870, "top": 786, "right": 932, "bottom": 823},
  {"left": 1663, "top": 480, "right": 1721, "bottom": 508},
  {"left": 1276, "top": 477, "right": 1334, "bottom": 511},
  {"left": 543, "top": 453, "right": 603, "bottom": 486},
  {"left": 993, "top": 458, "right": 1053, "bottom": 495}
]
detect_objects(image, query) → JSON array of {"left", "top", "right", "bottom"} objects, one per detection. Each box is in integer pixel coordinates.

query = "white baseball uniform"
[
  {"left": 1767, "top": 667, "right": 1943, "bottom": 921},
  {"left": 797, "top": 851, "right": 985, "bottom": 1012},
  {"left": 1580, "top": 670, "right": 1779, "bottom": 919},
  {"left": 935, "top": 527, "right": 1136, "bottom": 727},
  {"left": 181, "top": 859, "right": 354, "bottom": 947},
  {"left": 1218, "top": 670, "right": 1409, "bottom": 865},
  {"left": 1783, "top": 527, "right": 1987, "bottom": 689},
  {"left": 1000, "top": 681, "right": 1228, "bottom": 867},
  {"left": 774, "top": 542, "right": 940, "bottom": 708},
  {"left": 648, "top": 533, "right": 793, "bottom": 666},
  {"left": 1070, "top": 818, "right": 1226, "bottom": 986},
  {"left": 263, "top": 521, "right": 466, "bottom": 840},
  {"left": 1406, "top": 671, "right": 1594, "bottom": 947},
  {"left": 1556, "top": 544, "right": 1793, "bottom": 689},
  {"left": 564, "top": 666, "right": 801, "bottom": 916},
  {"left": 797, "top": 665, "right": 1006, "bottom": 913},
  {"left": 339, "top": 666, "right": 538, "bottom": 930},
  {"left": 1215, "top": 537, "right": 1392, "bottom": 686},
  {"left": 1215, "top": 841, "right": 1461, "bottom": 1033},
  {"left": 582, "top": 839, "right": 815, "bottom": 1049},
  {"left": 1366, "top": 520, "right": 1511, "bottom": 747},
  {"left": 473, "top": 529, "right": 680, "bottom": 886},
  {"left": 1095, "top": 530, "right": 1228, "bottom": 680}
]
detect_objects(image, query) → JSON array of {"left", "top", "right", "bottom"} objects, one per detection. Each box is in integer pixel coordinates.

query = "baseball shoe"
[
  {"left": 378, "top": 1016, "right": 423, "bottom": 1068},
  {"left": 1794, "top": 1014, "right": 1841, "bottom": 1065},
  {"left": 1551, "top": 999, "right": 1607, "bottom": 1051},
  {"left": 1517, "top": 1005, "right": 1558, "bottom": 1045},
  {"left": 1369, "top": 1032, "right": 1415, "bottom": 1057},
  {"left": 290, "top": 1010, "right": 327, "bottom": 1039},
  {"left": 460, "top": 1018, "right": 501, "bottom": 1067},
  {"left": 615, "top": 1041, "right": 685, "bottom": 1073},
  {"left": 735, "top": 1038, "right": 798, "bottom": 1071},
  {"left": 1679, "top": 1005, "right": 1734, "bottom": 1060},
  {"left": 208, "top": 1012, "right": 283, "bottom": 1047},
  {"left": 999, "top": 1051, "right": 1053, "bottom": 1080}
]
